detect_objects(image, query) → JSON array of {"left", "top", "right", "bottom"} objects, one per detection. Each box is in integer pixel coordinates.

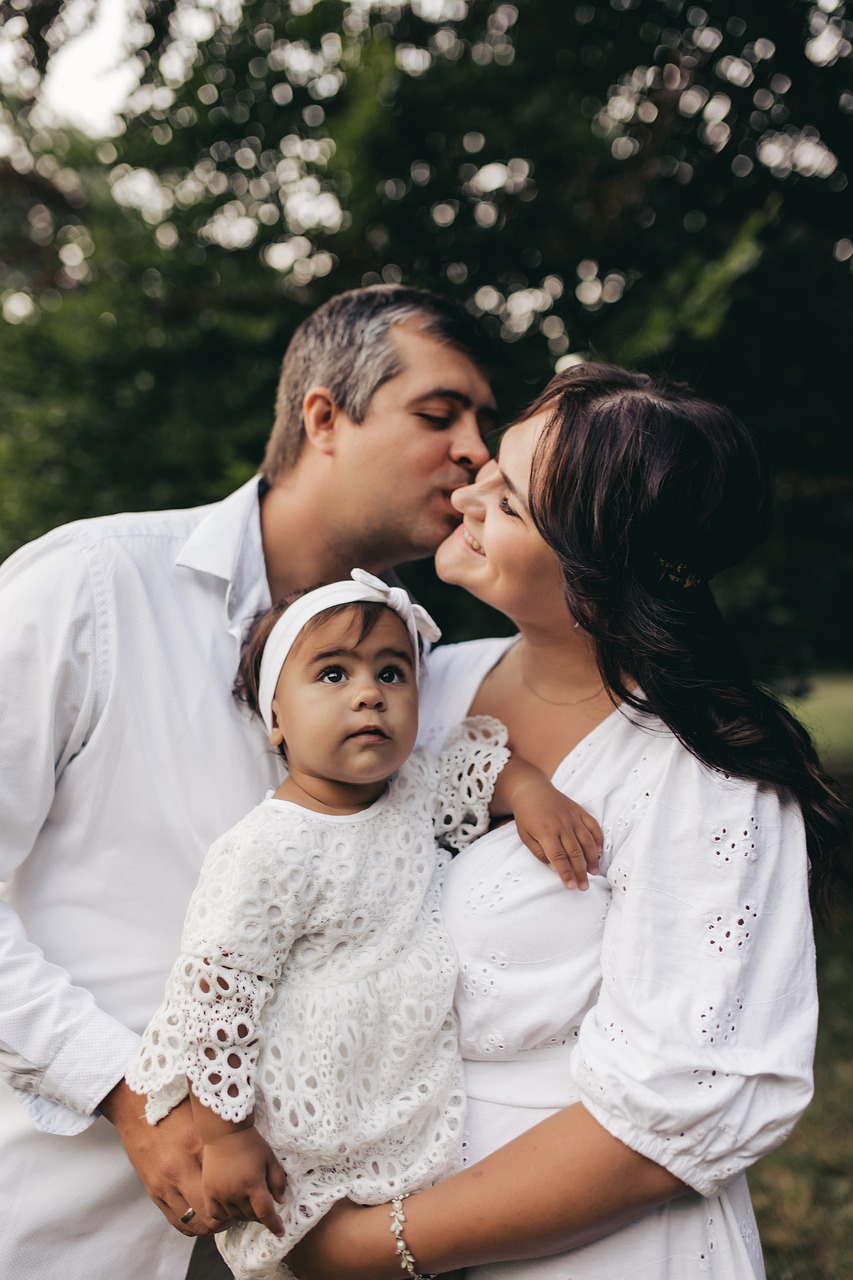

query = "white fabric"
[
  {"left": 0, "top": 478, "right": 282, "bottom": 1279},
  {"left": 127, "top": 718, "right": 510, "bottom": 1280},
  {"left": 257, "top": 568, "right": 441, "bottom": 733},
  {"left": 417, "top": 637, "right": 818, "bottom": 1280}
]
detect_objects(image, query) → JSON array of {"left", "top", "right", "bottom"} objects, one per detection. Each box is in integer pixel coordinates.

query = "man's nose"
[{"left": 448, "top": 416, "right": 491, "bottom": 472}]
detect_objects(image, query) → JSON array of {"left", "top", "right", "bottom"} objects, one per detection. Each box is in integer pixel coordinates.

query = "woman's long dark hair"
[{"left": 526, "top": 363, "right": 849, "bottom": 924}]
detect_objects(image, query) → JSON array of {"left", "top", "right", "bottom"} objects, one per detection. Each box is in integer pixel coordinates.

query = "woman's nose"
[{"left": 451, "top": 458, "right": 496, "bottom": 513}]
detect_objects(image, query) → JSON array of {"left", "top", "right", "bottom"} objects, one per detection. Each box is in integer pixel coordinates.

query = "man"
[{"left": 0, "top": 284, "right": 495, "bottom": 1279}]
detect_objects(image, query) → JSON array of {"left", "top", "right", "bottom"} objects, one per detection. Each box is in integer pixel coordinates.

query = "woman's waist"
[{"left": 463, "top": 1043, "right": 580, "bottom": 1109}]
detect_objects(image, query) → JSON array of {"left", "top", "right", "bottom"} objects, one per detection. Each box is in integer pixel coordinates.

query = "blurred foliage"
[
  {"left": 1, "top": 0, "right": 851, "bottom": 672},
  {"left": 750, "top": 893, "right": 853, "bottom": 1279}
]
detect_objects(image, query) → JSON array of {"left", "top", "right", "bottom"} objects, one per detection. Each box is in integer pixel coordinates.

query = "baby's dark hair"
[{"left": 234, "top": 590, "right": 414, "bottom": 755}]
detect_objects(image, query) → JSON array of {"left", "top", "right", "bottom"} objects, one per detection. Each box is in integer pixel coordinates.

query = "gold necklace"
[{"left": 520, "top": 671, "right": 605, "bottom": 707}]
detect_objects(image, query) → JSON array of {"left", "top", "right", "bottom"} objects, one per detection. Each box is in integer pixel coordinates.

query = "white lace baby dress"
[{"left": 127, "top": 716, "right": 510, "bottom": 1280}]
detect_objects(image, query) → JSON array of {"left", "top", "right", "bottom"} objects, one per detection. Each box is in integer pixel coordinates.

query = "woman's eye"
[
  {"left": 499, "top": 494, "right": 519, "bottom": 518},
  {"left": 378, "top": 665, "right": 406, "bottom": 684},
  {"left": 319, "top": 667, "right": 346, "bottom": 684}
]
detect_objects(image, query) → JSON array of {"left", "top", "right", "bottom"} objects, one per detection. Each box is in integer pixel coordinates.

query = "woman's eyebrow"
[{"left": 495, "top": 450, "right": 530, "bottom": 511}]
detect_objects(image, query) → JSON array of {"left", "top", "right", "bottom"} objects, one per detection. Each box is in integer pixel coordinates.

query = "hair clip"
[{"left": 657, "top": 556, "right": 704, "bottom": 588}]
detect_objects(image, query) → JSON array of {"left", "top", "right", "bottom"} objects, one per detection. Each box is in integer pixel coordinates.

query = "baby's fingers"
[
  {"left": 248, "top": 1186, "right": 285, "bottom": 1238},
  {"left": 527, "top": 832, "right": 588, "bottom": 891},
  {"left": 581, "top": 813, "right": 603, "bottom": 872},
  {"left": 573, "top": 817, "right": 601, "bottom": 877},
  {"left": 268, "top": 1154, "right": 287, "bottom": 1205},
  {"left": 555, "top": 837, "right": 591, "bottom": 891}
]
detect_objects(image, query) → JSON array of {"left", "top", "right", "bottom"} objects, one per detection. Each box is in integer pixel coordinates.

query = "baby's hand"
[
  {"left": 512, "top": 773, "right": 602, "bottom": 890},
  {"left": 201, "top": 1126, "right": 287, "bottom": 1237}
]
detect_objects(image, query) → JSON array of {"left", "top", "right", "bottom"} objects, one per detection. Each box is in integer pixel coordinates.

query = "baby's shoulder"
[{"left": 207, "top": 798, "right": 332, "bottom": 863}]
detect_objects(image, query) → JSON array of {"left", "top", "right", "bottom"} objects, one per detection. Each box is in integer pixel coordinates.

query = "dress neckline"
[{"left": 470, "top": 634, "right": 628, "bottom": 783}]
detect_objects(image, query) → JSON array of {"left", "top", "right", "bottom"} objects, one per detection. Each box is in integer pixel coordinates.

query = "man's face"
[{"left": 329, "top": 322, "right": 497, "bottom": 568}]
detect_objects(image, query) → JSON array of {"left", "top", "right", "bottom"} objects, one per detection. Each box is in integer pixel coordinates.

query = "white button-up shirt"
[{"left": 0, "top": 478, "right": 282, "bottom": 1278}]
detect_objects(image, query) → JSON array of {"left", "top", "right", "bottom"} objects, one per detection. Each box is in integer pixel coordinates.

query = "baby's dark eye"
[
  {"left": 378, "top": 665, "right": 406, "bottom": 684},
  {"left": 319, "top": 666, "right": 347, "bottom": 684}
]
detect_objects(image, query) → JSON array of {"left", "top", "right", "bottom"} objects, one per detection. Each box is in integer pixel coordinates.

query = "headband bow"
[{"left": 257, "top": 569, "right": 441, "bottom": 736}]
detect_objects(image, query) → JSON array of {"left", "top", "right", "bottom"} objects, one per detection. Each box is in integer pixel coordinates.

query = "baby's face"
[{"left": 270, "top": 606, "right": 419, "bottom": 793}]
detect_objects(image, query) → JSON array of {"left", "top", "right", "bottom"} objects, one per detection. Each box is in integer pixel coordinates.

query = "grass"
[
  {"left": 785, "top": 674, "right": 853, "bottom": 770},
  {"left": 750, "top": 674, "right": 853, "bottom": 1278},
  {"left": 750, "top": 912, "right": 853, "bottom": 1279}
]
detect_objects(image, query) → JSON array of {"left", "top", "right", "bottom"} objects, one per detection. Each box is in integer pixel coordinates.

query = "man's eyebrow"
[{"left": 410, "top": 387, "right": 500, "bottom": 428}]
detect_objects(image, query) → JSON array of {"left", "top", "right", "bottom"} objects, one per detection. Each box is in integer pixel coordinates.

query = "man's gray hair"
[{"left": 261, "top": 284, "right": 491, "bottom": 479}]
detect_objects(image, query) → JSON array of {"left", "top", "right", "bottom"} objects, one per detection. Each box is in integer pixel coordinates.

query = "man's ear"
[{"left": 302, "top": 386, "right": 341, "bottom": 456}]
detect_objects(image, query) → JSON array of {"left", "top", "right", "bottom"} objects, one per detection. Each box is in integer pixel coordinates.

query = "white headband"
[{"left": 257, "top": 568, "right": 442, "bottom": 735}]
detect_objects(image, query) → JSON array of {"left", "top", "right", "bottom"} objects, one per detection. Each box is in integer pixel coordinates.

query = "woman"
[{"left": 287, "top": 363, "right": 848, "bottom": 1279}]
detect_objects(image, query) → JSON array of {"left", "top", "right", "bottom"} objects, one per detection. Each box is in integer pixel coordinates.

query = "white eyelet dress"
[
  {"left": 127, "top": 717, "right": 510, "bottom": 1280},
  {"left": 418, "top": 638, "right": 818, "bottom": 1280}
]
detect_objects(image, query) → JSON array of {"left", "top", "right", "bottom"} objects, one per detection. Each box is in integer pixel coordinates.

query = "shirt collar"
[{"left": 175, "top": 475, "right": 271, "bottom": 639}]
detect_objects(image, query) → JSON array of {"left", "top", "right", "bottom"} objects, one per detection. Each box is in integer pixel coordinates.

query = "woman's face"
[{"left": 434, "top": 414, "right": 569, "bottom": 629}]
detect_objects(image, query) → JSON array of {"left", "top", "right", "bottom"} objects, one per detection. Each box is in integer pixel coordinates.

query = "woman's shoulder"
[
  {"left": 600, "top": 706, "right": 804, "bottom": 869},
  {"left": 418, "top": 634, "right": 518, "bottom": 752}
]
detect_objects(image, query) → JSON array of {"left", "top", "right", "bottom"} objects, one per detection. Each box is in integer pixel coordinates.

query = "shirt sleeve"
[
  {"left": 0, "top": 533, "right": 139, "bottom": 1135},
  {"left": 571, "top": 747, "right": 817, "bottom": 1197},
  {"left": 127, "top": 814, "right": 313, "bottom": 1125},
  {"left": 430, "top": 715, "right": 511, "bottom": 850}
]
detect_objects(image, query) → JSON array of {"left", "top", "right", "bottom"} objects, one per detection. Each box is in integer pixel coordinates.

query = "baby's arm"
[
  {"left": 189, "top": 1091, "right": 286, "bottom": 1236},
  {"left": 491, "top": 755, "right": 602, "bottom": 890}
]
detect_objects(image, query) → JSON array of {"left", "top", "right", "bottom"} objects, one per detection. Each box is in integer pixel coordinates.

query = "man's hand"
[{"left": 99, "top": 1079, "right": 225, "bottom": 1236}]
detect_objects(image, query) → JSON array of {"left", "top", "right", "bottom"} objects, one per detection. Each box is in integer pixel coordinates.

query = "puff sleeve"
[{"left": 571, "top": 748, "right": 816, "bottom": 1197}]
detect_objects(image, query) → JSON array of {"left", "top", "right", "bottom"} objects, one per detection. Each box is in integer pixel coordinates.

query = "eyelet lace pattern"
[{"left": 127, "top": 717, "right": 509, "bottom": 1280}]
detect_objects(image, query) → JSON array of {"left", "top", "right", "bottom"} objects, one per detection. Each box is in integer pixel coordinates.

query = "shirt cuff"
[{"left": 19, "top": 1011, "right": 141, "bottom": 1136}]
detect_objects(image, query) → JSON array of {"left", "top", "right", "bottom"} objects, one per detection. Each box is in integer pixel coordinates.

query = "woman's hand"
[{"left": 291, "top": 1107, "right": 686, "bottom": 1279}]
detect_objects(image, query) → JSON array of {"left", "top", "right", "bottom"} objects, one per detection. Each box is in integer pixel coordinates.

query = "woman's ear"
[{"left": 302, "top": 387, "right": 340, "bottom": 456}]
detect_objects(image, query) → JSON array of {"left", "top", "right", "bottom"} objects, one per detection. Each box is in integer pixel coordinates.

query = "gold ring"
[{"left": 179, "top": 1207, "right": 196, "bottom": 1225}]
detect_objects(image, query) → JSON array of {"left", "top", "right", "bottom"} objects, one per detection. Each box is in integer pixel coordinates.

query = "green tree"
[{"left": 1, "top": 0, "right": 850, "bottom": 663}]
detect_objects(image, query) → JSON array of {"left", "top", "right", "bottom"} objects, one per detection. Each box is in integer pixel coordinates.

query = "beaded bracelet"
[{"left": 389, "top": 1195, "right": 436, "bottom": 1280}]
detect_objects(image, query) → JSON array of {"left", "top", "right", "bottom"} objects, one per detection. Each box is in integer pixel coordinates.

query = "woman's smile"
[{"left": 462, "top": 524, "right": 486, "bottom": 556}]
